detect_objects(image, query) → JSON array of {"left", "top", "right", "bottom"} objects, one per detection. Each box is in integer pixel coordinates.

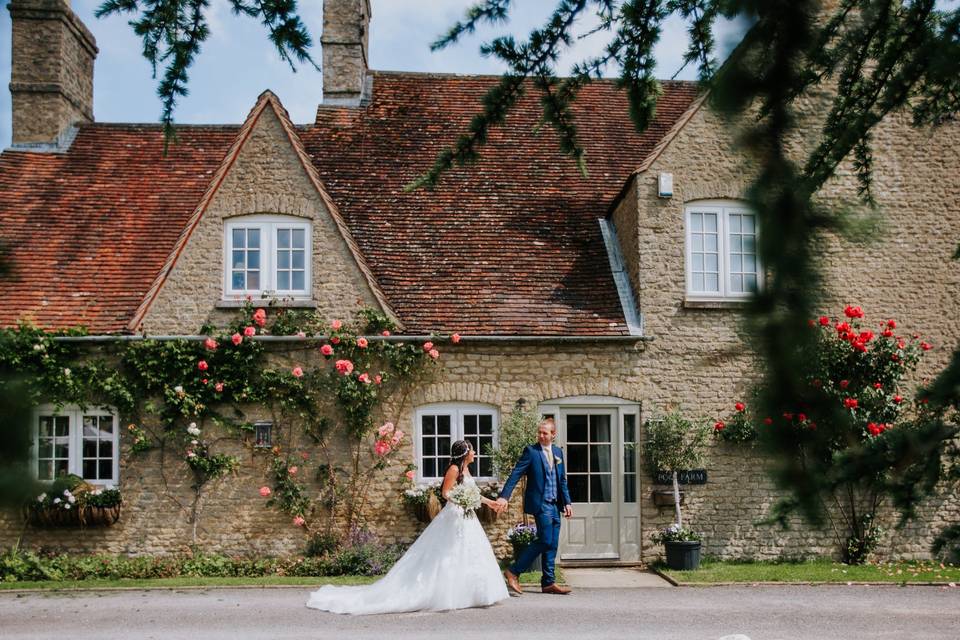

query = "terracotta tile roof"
[{"left": 0, "top": 72, "right": 700, "bottom": 335}]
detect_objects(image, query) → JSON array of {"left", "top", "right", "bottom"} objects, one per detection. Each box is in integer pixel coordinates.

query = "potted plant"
[
  {"left": 645, "top": 410, "right": 709, "bottom": 570},
  {"left": 402, "top": 482, "right": 441, "bottom": 523},
  {"left": 506, "top": 522, "right": 540, "bottom": 572}
]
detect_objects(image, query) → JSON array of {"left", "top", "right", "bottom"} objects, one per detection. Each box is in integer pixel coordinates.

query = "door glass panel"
[
  {"left": 566, "top": 413, "right": 614, "bottom": 504},
  {"left": 567, "top": 445, "right": 588, "bottom": 472},
  {"left": 568, "top": 475, "right": 588, "bottom": 502},
  {"left": 590, "top": 475, "right": 611, "bottom": 502},
  {"left": 567, "top": 415, "right": 587, "bottom": 442}
]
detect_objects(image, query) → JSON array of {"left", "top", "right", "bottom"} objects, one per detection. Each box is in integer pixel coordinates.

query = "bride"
[{"left": 305, "top": 440, "right": 510, "bottom": 614}]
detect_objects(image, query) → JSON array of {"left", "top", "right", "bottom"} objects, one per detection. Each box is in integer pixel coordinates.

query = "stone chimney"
[
  {"left": 8, "top": 0, "right": 97, "bottom": 148},
  {"left": 321, "top": 0, "right": 371, "bottom": 106}
]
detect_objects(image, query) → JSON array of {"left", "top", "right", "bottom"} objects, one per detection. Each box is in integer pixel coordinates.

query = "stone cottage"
[{"left": 0, "top": 0, "right": 957, "bottom": 563}]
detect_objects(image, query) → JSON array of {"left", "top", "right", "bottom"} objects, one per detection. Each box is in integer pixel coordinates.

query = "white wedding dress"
[{"left": 305, "top": 476, "right": 510, "bottom": 615}]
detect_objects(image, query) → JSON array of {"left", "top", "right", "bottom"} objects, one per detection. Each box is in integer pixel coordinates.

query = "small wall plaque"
[{"left": 654, "top": 469, "right": 707, "bottom": 485}]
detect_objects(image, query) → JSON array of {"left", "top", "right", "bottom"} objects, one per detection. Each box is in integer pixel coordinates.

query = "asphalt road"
[{"left": 1, "top": 584, "right": 957, "bottom": 640}]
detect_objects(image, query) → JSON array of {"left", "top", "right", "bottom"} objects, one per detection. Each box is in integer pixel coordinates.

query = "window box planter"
[
  {"left": 652, "top": 489, "right": 685, "bottom": 508},
  {"left": 410, "top": 492, "right": 442, "bottom": 524},
  {"left": 25, "top": 502, "right": 122, "bottom": 528},
  {"left": 664, "top": 540, "right": 701, "bottom": 570}
]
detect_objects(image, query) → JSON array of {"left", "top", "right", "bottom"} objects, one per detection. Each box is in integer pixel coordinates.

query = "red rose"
[
  {"left": 783, "top": 412, "right": 794, "bottom": 420},
  {"left": 891, "top": 354, "right": 900, "bottom": 362},
  {"left": 819, "top": 316, "right": 830, "bottom": 326},
  {"left": 382, "top": 330, "right": 391, "bottom": 336},
  {"left": 374, "top": 374, "right": 383, "bottom": 385},
  {"left": 215, "top": 382, "right": 224, "bottom": 393},
  {"left": 867, "top": 422, "right": 882, "bottom": 437},
  {"left": 735, "top": 402, "right": 745, "bottom": 412},
  {"left": 839, "top": 380, "right": 850, "bottom": 389},
  {"left": 797, "top": 413, "right": 807, "bottom": 422},
  {"left": 852, "top": 340, "right": 867, "bottom": 353},
  {"left": 232, "top": 333, "right": 242, "bottom": 346},
  {"left": 331, "top": 337, "right": 341, "bottom": 345},
  {"left": 356, "top": 337, "right": 369, "bottom": 348},
  {"left": 202, "top": 378, "right": 208, "bottom": 384},
  {"left": 335, "top": 360, "right": 354, "bottom": 375},
  {"left": 320, "top": 344, "right": 334, "bottom": 356},
  {"left": 921, "top": 341, "right": 932, "bottom": 351},
  {"left": 243, "top": 326, "right": 256, "bottom": 337},
  {"left": 253, "top": 308, "right": 267, "bottom": 327},
  {"left": 844, "top": 398, "right": 858, "bottom": 409},
  {"left": 204, "top": 337, "right": 218, "bottom": 350},
  {"left": 893, "top": 395, "right": 903, "bottom": 404},
  {"left": 873, "top": 382, "right": 882, "bottom": 389},
  {"left": 807, "top": 319, "right": 816, "bottom": 328},
  {"left": 713, "top": 421, "right": 725, "bottom": 432},
  {"left": 198, "top": 360, "right": 209, "bottom": 372},
  {"left": 836, "top": 321, "right": 851, "bottom": 333},
  {"left": 859, "top": 330, "right": 874, "bottom": 343},
  {"left": 844, "top": 305, "right": 864, "bottom": 319},
  {"left": 887, "top": 319, "right": 896, "bottom": 329},
  {"left": 882, "top": 329, "right": 893, "bottom": 338},
  {"left": 763, "top": 417, "right": 773, "bottom": 426},
  {"left": 897, "top": 341, "right": 905, "bottom": 350}
]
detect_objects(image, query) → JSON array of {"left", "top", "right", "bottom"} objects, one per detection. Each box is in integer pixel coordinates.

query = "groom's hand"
[
  {"left": 495, "top": 498, "right": 508, "bottom": 513},
  {"left": 563, "top": 505, "right": 573, "bottom": 519}
]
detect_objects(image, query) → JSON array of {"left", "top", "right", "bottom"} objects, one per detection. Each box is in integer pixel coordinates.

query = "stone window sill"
[
  {"left": 683, "top": 298, "right": 750, "bottom": 310},
  {"left": 216, "top": 299, "right": 318, "bottom": 309}
]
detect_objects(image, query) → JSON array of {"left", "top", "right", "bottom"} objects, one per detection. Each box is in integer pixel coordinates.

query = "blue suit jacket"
[{"left": 500, "top": 444, "right": 572, "bottom": 514}]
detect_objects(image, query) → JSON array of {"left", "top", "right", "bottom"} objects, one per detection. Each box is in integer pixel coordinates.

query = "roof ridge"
[{"left": 368, "top": 69, "right": 699, "bottom": 86}]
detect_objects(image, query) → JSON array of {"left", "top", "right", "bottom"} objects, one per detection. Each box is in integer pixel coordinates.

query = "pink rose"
[
  {"left": 382, "top": 330, "right": 391, "bottom": 336},
  {"left": 293, "top": 515, "right": 305, "bottom": 527},
  {"left": 243, "top": 326, "right": 256, "bottom": 337},
  {"left": 331, "top": 319, "right": 343, "bottom": 331},
  {"left": 358, "top": 372, "right": 371, "bottom": 384},
  {"left": 232, "top": 333, "right": 242, "bottom": 346},
  {"left": 451, "top": 333, "right": 461, "bottom": 344},
  {"left": 331, "top": 337, "right": 341, "bottom": 345},
  {"left": 259, "top": 486, "right": 271, "bottom": 497},
  {"left": 321, "top": 344, "right": 334, "bottom": 356},
  {"left": 292, "top": 366, "right": 304, "bottom": 378},
  {"left": 374, "top": 440, "right": 391, "bottom": 457},
  {"left": 253, "top": 308, "right": 267, "bottom": 327},
  {"left": 335, "top": 359, "right": 354, "bottom": 375},
  {"left": 204, "top": 337, "right": 218, "bottom": 350},
  {"left": 296, "top": 331, "right": 306, "bottom": 338},
  {"left": 215, "top": 382, "right": 224, "bottom": 393},
  {"left": 428, "top": 349, "right": 440, "bottom": 359},
  {"left": 378, "top": 422, "right": 395, "bottom": 437},
  {"left": 405, "top": 470, "right": 416, "bottom": 480},
  {"left": 197, "top": 360, "right": 209, "bottom": 371},
  {"left": 391, "top": 429, "right": 404, "bottom": 445},
  {"left": 288, "top": 466, "right": 298, "bottom": 475},
  {"left": 374, "top": 374, "right": 383, "bottom": 385},
  {"left": 423, "top": 341, "right": 434, "bottom": 351},
  {"left": 356, "top": 337, "right": 368, "bottom": 348},
  {"left": 301, "top": 452, "right": 309, "bottom": 461}
]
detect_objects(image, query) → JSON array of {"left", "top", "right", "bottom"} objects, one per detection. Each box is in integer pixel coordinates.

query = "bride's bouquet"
[{"left": 447, "top": 482, "right": 482, "bottom": 519}]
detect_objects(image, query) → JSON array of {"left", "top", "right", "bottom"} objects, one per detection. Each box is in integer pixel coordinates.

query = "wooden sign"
[{"left": 654, "top": 469, "right": 707, "bottom": 485}]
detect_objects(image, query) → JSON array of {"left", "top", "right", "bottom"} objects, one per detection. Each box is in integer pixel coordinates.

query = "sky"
[{"left": 0, "top": 1, "right": 750, "bottom": 149}]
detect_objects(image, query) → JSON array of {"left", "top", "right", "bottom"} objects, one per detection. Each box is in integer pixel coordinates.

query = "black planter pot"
[
  {"left": 664, "top": 540, "right": 701, "bottom": 570},
  {"left": 511, "top": 543, "right": 542, "bottom": 573}
]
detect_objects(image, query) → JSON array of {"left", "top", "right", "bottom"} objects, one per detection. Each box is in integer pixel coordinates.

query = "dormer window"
[
  {"left": 224, "top": 215, "right": 312, "bottom": 299},
  {"left": 684, "top": 200, "right": 762, "bottom": 301}
]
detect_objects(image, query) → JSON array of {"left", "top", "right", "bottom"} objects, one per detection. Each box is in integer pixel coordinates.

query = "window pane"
[
  {"left": 567, "top": 415, "right": 588, "bottom": 442},
  {"left": 692, "top": 254, "right": 703, "bottom": 272},
  {"left": 39, "top": 416, "right": 53, "bottom": 437},
  {"left": 479, "top": 457, "right": 493, "bottom": 477},
  {"left": 463, "top": 414, "right": 477, "bottom": 434},
  {"left": 730, "top": 254, "right": 742, "bottom": 272},
  {"left": 99, "top": 460, "right": 112, "bottom": 479},
  {"left": 423, "top": 459, "right": 436, "bottom": 478},
  {"left": 278, "top": 228, "right": 290, "bottom": 249},
  {"left": 744, "top": 254, "right": 756, "bottom": 273},
  {"left": 692, "top": 234, "right": 703, "bottom": 252},
  {"left": 100, "top": 416, "right": 113, "bottom": 434},
  {"left": 745, "top": 273, "right": 758, "bottom": 291},
  {"left": 730, "top": 235, "right": 742, "bottom": 252},
  {"left": 437, "top": 415, "right": 451, "bottom": 435},
  {"left": 232, "top": 272, "right": 245, "bottom": 290},
  {"left": 731, "top": 274, "right": 744, "bottom": 292},
  {"left": 704, "top": 233, "right": 718, "bottom": 252},
  {"left": 38, "top": 460, "right": 52, "bottom": 480},
  {"left": 232, "top": 251, "right": 245, "bottom": 269},
  {"left": 568, "top": 445, "right": 588, "bottom": 472},
  {"left": 83, "top": 440, "right": 97, "bottom": 458},
  {"left": 247, "top": 229, "right": 260, "bottom": 248},
  {"left": 277, "top": 271, "right": 290, "bottom": 290},
  {"left": 743, "top": 215, "right": 755, "bottom": 233},
  {"left": 729, "top": 214, "right": 741, "bottom": 233},
  {"left": 744, "top": 235, "right": 756, "bottom": 253},
  {"left": 423, "top": 438, "right": 435, "bottom": 456},
  {"left": 248, "top": 271, "right": 260, "bottom": 289},
  {"left": 232, "top": 228, "right": 245, "bottom": 248},
  {"left": 693, "top": 273, "right": 705, "bottom": 291},
  {"left": 624, "top": 415, "right": 636, "bottom": 442},
  {"left": 292, "top": 271, "right": 305, "bottom": 290},
  {"left": 422, "top": 416, "right": 435, "bottom": 436},
  {"left": 278, "top": 251, "right": 290, "bottom": 269},
  {"left": 83, "top": 460, "right": 97, "bottom": 479},
  {"left": 690, "top": 214, "right": 702, "bottom": 232},
  {"left": 55, "top": 460, "right": 69, "bottom": 477},
  {"left": 292, "top": 250, "right": 305, "bottom": 269},
  {"left": 99, "top": 440, "right": 113, "bottom": 458},
  {"left": 624, "top": 474, "right": 637, "bottom": 503},
  {"left": 38, "top": 440, "right": 52, "bottom": 458},
  {"left": 590, "top": 444, "right": 611, "bottom": 473},
  {"left": 704, "top": 214, "right": 717, "bottom": 232},
  {"left": 590, "top": 415, "right": 611, "bottom": 442},
  {"left": 590, "top": 475, "right": 612, "bottom": 503},
  {"left": 706, "top": 254, "right": 719, "bottom": 272},
  {"left": 54, "top": 443, "right": 69, "bottom": 458},
  {"left": 479, "top": 414, "right": 493, "bottom": 433},
  {"left": 568, "top": 475, "right": 588, "bottom": 502},
  {"left": 56, "top": 417, "right": 69, "bottom": 437},
  {"left": 705, "top": 273, "right": 719, "bottom": 291},
  {"left": 292, "top": 228, "right": 305, "bottom": 249},
  {"left": 247, "top": 250, "right": 260, "bottom": 270}
]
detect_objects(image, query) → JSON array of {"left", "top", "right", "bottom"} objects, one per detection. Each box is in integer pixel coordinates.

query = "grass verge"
[{"left": 657, "top": 559, "right": 960, "bottom": 585}]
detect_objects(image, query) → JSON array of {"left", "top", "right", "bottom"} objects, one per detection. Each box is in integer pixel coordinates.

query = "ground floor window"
[
  {"left": 33, "top": 405, "right": 119, "bottom": 485},
  {"left": 414, "top": 404, "right": 498, "bottom": 482}
]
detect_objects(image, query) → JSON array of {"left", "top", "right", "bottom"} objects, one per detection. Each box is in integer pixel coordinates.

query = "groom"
[{"left": 496, "top": 417, "right": 573, "bottom": 595}]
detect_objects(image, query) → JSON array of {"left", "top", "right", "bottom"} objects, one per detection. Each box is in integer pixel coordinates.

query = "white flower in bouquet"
[
  {"left": 448, "top": 483, "right": 482, "bottom": 518},
  {"left": 67, "top": 495, "right": 76, "bottom": 504},
  {"left": 64, "top": 503, "right": 71, "bottom": 510},
  {"left": 53, "top": 498, "right": 61, "bottom": 504},
  {"left": 187, "top": 423, "right": 201, "bottom": 437}
]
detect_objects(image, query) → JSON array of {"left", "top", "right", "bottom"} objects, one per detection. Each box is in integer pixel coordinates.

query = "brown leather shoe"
[
  {"left": 504, "top": 570, "right": 523, "bottom": 595},
  {"left": 541, "top": 583, "right": 572, "bottom": 595}
]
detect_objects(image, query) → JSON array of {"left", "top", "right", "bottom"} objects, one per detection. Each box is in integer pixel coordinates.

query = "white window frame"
[
  {"left": 684, "top": 199, "right": 763, "bottom": 301},
  {"left": 223, "top": 214, "right": 313, "bottom": 300},
  {"left": 413, "top": 403, "right": 499, "bottom": 483},
  {"left": 31, "top": 404, "right": 120, "bottom": 486}
]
